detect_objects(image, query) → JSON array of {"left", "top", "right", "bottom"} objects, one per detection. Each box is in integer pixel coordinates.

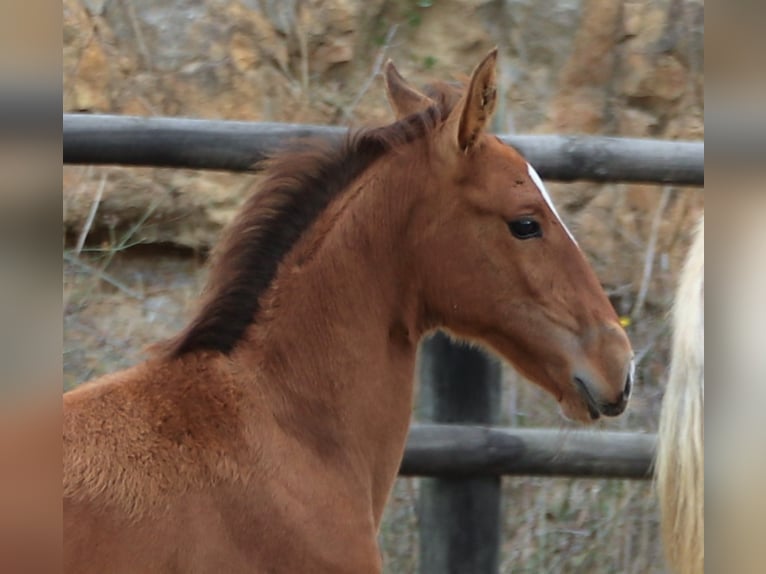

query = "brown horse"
[
  {"left": 63, "top": 50, "right": 634, "bottom": 573},
  {"left": 656, "top": 216, "right": 704, "bottom": 574}
]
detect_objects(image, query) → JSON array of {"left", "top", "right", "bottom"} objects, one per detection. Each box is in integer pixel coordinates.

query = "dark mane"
[{"left": 163, "top": 98, "right": 454, "bottom": 357}]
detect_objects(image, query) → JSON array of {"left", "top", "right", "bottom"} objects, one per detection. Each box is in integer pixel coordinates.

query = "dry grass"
[
  {"left": 63, "top": 249, "right": 204, "bottom": 391},
  {"left": 376, "top": 476, "right": 658, "bottom": 574}
]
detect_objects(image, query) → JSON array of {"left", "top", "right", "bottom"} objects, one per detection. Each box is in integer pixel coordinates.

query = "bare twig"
[
  {"left": 95, "top": 198, "right": 161, "bottom": 277},
  {"left": 343, "top": 24, "right": 399, "bottom": 121},
  {"left": 75, "top": 171, "right": 107, "bottom": 255},
  {"left": 296, "top": 4, "right": 310, "bottom": 97},
  {"left": 552, "top": 528, "right": 590, "bottom": 537},
  {"left": 121, "top": 0, "right": 152, "bottom": 71},
  {"left": 633, "top": 321, "right": 671, "bottom": 368},
  {"left": 68, "top": 198, "right": 160, "bottom": 303},
  {"left": 632, "top": 186, "right": 673, "bottom": 320},
  {"left": 64, "top": 251, "right": 144, "bottom": 299}
]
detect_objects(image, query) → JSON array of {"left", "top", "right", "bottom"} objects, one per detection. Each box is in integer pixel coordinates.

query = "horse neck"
[{"left": 234, "top": 148, "right": 427, "bottom": 521}]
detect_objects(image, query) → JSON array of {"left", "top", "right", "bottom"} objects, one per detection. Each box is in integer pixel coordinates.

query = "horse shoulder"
[{"left": 63, "top": 358, "right": 247, "bottom": 515}]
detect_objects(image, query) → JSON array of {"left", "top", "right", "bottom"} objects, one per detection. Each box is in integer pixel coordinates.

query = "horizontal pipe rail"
[
  {"left": 400, "top": 424, "right": 655, "bottom": 480},
  {"left": 63, "top": 114, "right": 704, "bottom": 186}
]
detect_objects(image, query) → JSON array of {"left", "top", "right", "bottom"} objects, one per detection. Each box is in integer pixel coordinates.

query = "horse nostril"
[
  {"left": 573, "top": 376, "right": 600, "bottom": 420},
  {"left": 622, "top": 358, "right": 635, "bottom": 399}
]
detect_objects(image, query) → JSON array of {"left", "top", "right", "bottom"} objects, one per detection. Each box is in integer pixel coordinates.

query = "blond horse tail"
[{"left": 656, "top": 216, "right": 704, "bottom": 574}]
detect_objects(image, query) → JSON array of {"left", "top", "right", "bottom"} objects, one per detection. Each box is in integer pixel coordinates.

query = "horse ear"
[
  {"left": 451, "top": 48, "right": 498, "bottom": 151},
  {"left": 383, "top": 60, "right": 435, "bottom": 119}
]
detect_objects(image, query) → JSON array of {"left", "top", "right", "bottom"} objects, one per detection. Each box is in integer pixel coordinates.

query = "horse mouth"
[
  {"left": 574, "top": 377, "right": 628, "bottom": 419},
  {"left": 574, "top": 377, "right": 601, "bottom": 421}
]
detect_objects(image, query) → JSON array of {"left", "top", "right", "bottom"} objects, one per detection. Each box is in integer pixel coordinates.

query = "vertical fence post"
[{"left": 417, "top": 331, "right": 502, "bottom": 574}]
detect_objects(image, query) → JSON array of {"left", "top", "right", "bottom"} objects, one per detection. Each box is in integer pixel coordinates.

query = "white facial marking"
[{"left": 526, "top": 163, "right": 578, "bottom": 246}]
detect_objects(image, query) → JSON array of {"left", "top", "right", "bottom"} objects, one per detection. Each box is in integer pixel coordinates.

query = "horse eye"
[{"left": 508, "top": 218, "right": 542, "bottom": 240}]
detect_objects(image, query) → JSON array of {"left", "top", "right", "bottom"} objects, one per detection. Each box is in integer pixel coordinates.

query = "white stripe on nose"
[
  {"left": 626, "top": 358, "right": 635, "bottom": 398},
  {"left": 526, "top": 163, "right": 578, "bottom": 246}
]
